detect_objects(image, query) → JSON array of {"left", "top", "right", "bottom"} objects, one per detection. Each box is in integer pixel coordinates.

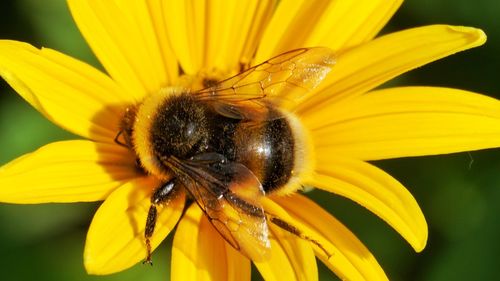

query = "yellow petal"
[
  {"left": 0, "top": 40, "right": 131, "bottom": 141},
  {"left": 163, "top": 0, "right": 275, "bottom": 74},
  {"left": 161, "top": 0, "right": 208, "bottom": 75},
  {"left": 205, "top": 0, "right": 275, "bottom": 71},
  {"left": 297, "top": 25, "right": 487, "bottom": 114},
  {"left": 255, "top": 199, "right": 317, "bottom": 281},
  {"left": 145, "top": 0, "right": 183, "bottom": 85},
  {"left": 274, "top": 194, "right": 389, "bottom": 281},
  {"left": 0, "top": 140, "right": 137, "bottom": 203},
  {"left": 171, "top": 205, "right": 251, "bottom": 281},
  {"left": 84, "top": 176, "right": 185, "bottom": 274},
  {"left": 67, "top": 0, "right": 177, "bottom": 97},
  {"left": 255, "top": 0, "right": 402, "bottom": 62},
  {"left": 305, "top": 157, "right": 427, "bottom": 252},
  {"left": 306, "top": 87, "right": 500, "bottom": 160}
]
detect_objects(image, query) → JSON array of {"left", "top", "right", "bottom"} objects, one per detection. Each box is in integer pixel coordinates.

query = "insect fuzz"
[
  {"left": 142, "top": 93, "right": 296, "bottom": 192},
  {"left": 117, "top": 92, "right": 300, "bottom": 263}
]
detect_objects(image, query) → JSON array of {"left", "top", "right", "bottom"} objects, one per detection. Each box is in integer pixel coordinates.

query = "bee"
[{"left": 116, "top": 48, "right": 336, "bottom": 263}]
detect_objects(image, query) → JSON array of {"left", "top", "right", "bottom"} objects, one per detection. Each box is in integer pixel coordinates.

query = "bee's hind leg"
[
  {"left": 267, "top": 215, "right": 333, "bottom": 260},
  {"left": 144, "top": 179, "right": 176, "bottom": 265}
]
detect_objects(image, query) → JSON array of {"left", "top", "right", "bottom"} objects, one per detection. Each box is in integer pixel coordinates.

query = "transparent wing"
[
  {"left": 167, "top": 153, "right": 271, "bottom": 261},
  {"left": 195, "top": 47, "right": 336, "bottom": 120}
]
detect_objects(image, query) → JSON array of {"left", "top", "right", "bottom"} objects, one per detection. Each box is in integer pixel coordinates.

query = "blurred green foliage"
[{"left": 0, "top": 0, "right": 499, "bottom": 280}]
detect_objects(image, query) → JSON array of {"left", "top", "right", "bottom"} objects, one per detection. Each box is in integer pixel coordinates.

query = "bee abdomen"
[
  {"left": 260, "top": 118, "right": 294, "bottom": 193},
  {"left": 231, "top": 115, "right": 295, "bottom": 194}
]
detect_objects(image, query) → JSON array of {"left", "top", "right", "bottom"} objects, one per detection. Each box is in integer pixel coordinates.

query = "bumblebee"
[{"left": 116, "top": 48, "right": 336, "bottom": 263}]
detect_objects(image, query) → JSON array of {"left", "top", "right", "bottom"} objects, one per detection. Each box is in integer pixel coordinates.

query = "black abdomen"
[
  {"left": 259, "top": 118, "right": 294, "bottom": 192},
  {"left": 210, "top": 111, "right": 295, "bottom": 194}
]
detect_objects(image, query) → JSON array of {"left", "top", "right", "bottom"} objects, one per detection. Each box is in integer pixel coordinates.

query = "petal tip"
[
  {"left": 410, "top": 212, "right": 428, "bottom": 253},
  {"left": 413, "top": 237, "right": 427, "bottom": 253},
  {"left": 447, "top": 25, "right": 487, "bottom": 46},
  {"left": 83, "top": 257, "right": 98, "bottom": 275},
  {"left": 411, "top": 225, "right": 428, "bottom": 253},
  {"left": 83, "top": 250, "right": 109, "bottom": 276}
]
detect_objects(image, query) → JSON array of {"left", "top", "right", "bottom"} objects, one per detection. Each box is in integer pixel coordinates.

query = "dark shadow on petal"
[{"left": 89, "top": 102, "right": 147, "bottom": 183}]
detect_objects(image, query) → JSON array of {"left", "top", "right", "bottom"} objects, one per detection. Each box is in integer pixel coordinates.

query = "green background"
[{"left": 0, "top": 0, "right": 499, "bottom": 280}]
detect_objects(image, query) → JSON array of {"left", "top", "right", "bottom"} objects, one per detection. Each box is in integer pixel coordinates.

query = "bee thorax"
[{"left": 150, "top": 94, "right": 210, "bottom": 161}]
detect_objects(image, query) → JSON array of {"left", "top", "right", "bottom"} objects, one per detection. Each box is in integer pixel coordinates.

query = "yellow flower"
[{"left": 0, "top": 0, "right": 499, "bottom": 280}]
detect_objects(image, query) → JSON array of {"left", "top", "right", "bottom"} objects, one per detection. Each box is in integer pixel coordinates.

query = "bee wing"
[
  {"left": 172, "top": 153, "right": 271, "bottom": 261},
  {"left": 195, "top": 47, "right": 336, "bottom": 120}
]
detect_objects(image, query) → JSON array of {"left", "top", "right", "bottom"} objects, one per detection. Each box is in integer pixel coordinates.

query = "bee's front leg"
[{"left": 144, "top": 179, "right": 176, "bottom": 265}]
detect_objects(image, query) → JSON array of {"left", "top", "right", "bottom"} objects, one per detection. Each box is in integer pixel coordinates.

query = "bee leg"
[
  {"left": 268, "top": 216, "right": 333, "bottom": 260},
  {"left": 143, "top": 179, "right": 176, "bottom": 265},
  {"left": 113, "top": 130, "right": 127, "bottom": 147},
  {"left": 143, "top": 205, "right": 157, "bottom": 265}
]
